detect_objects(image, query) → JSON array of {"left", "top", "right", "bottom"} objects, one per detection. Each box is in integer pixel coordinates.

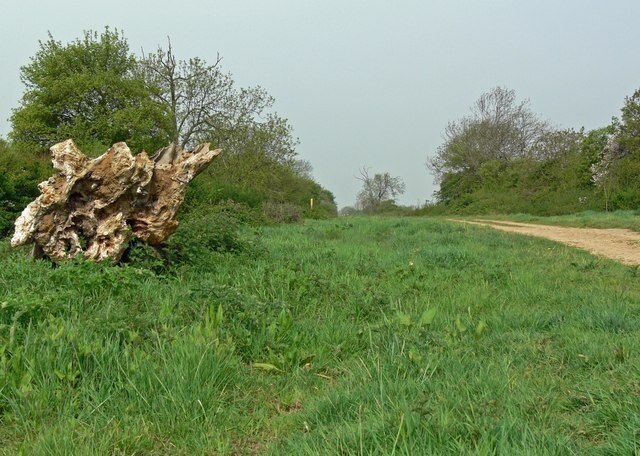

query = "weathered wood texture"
[{"left": 11, "top": 139, "right": 221, "bottom": 261}]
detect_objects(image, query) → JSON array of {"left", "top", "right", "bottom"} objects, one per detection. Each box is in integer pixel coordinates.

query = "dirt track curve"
[{"left": 453, "top": 219, "right": 640, "bottom": 266}]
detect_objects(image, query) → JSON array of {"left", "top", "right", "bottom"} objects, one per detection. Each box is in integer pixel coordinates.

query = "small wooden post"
[{"left": 310, "top": 198, "right": 314, "bottom": 210}]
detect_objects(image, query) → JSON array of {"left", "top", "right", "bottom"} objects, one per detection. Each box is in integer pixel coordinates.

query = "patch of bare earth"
[{"left": 452, "top": 219, "right": 640, "bottom": 266}]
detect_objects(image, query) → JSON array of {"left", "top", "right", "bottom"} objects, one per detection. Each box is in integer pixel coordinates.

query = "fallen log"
[{"left": 11, "top": 139, "right": 221, "bottom": 261}]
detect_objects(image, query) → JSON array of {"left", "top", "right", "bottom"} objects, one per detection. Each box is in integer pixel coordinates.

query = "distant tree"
[
  {"left": 590, "top": 133, "right": 622, "bottom": 211},
  {"left": 10, "top": 29, "right": 167, "bottom": 155},
  {"left": 428, "top": 87, "right": 551, "bottom": 201},
  {"left": 472, "top": 87, "right": 551, "bottom": 158},
  {"left": 355, "top": 167, "right": 405, "bottom": 213},
  {"left": 578, "top": 126, "right": 613, "bottom": 188},
  {"left": 138, "top": 39, "right": 307, "bottom": 188},
  {"left": 339, "top": 206, "right": 359, "bottom": 216},
  {"left": 611, "top": 92, "right": 640, "bottom": 208}
]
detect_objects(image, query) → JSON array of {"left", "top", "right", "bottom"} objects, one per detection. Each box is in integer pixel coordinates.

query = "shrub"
[
  {"left": 168, "top": 210, "right": 245, "bottom": 263},
  {"left": 0, "top": 141, "right": 51, "bottom": 238},
  {"left": 262, "top": 201, "right": 301, "bottom": 224},
  {"left": 207, "top": 199, "right": 266, "bottom": 226}
]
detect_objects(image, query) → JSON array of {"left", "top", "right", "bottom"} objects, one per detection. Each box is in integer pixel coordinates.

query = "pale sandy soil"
[{"left": 452, "top": 219, "right": 640, "bottom": 266}]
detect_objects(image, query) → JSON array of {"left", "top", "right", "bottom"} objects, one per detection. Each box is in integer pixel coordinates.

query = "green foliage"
[
  {"left": 0, "top": 172, "right": 17, "bottom": 236},
  {"left": 0, "top": 139, "right": 51, "bottom": 236},
  {"left": 10, "top": 29, "right": 169, "bottom": 155},
  {"left": 601, "top": 93, "right": 640, "bottom": 209},
  {"left": 428, "top": 87, "right": 640, "bottom": 215},
  {"left": 184, "top": 149, "right": 337, "bottom": 223},
  {"left": 577, "top": 126, "right": 613, "bottom": 188},
  {"left": 619, "top": 89, "right": 640, "bottom": 154},
  {"left": 169, "top": 210, "right": 246, "bottom": 259},
  {"left": 430, "top": 130, "right": 601, "bottom": 215}
]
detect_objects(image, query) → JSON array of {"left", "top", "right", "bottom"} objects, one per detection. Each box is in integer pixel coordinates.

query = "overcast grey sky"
[{"left": 1, "top": 0, "right": 640, "bottom": 208}]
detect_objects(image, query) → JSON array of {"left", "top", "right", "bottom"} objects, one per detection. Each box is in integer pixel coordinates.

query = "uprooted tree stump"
[{"left": 11, "top": 139, "right": 222, "bottom": 261}]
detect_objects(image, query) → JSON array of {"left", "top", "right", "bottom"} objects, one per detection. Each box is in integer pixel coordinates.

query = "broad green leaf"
[
  {"left": 252, "top": 362, "right": 281, "bottom": 372},
  {"left": 419, "top": 308, "right": 437, "bottom": 327},
  {"left": 455, "top": 316, "right": 467, "bottom": 333},
  {"left": 396, "top": 312, "right": 412, "bottom": 327},
  {"left": 474, "top": 320, "right": 487, "bottom": 339}
]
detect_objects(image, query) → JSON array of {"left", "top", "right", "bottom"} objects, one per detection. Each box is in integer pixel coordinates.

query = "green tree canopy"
[
  {"left": 429, "top": 87, "right": 551, "bottom": 186},
  {"left": 10, "top": 29, "right": 169, "bottom": 155}
]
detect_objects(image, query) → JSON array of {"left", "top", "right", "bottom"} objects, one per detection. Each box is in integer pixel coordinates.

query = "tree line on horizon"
[
  {"left": 0, "top": 28, "right": 337, "bottom": 237},
  {"left": 338, "top": 86, "right": 640, "bottom": 218},
  {"left": 422, "top": 86, "right": 640, "bottom": 216}
]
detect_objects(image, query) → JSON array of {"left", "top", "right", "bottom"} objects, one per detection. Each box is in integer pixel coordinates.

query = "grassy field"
[
  {"left": 449, "top": 210, "right": 640, "bottom": 231},
  {"left": 2, "top": 216, "right": 640, "bottom": 454}
]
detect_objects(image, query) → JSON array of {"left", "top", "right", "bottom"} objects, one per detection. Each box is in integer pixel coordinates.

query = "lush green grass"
[
  {"left": 2, "top": 217, "right": 640, "bottom": 454},
  {"left": 449, "top": 210, "right": 640, "bottom": 231}
]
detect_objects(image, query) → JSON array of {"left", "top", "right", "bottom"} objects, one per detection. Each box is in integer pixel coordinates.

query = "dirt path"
[{"left": 452, "top": 219, "right": 640, "bottom": 266}]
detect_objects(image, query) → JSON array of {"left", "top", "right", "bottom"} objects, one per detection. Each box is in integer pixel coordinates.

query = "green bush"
[
  {"left": 0, "top": 139, "right": 51, "bottom": 236},
  {"left": 207, "top": 199, "right": 266, "bottom": 226},
  {"left": 120, "top": 240, "right": 168, "bottom": 273},
  {"left": 610, "top": 188, "right": 640, "bottom": 210},
  {"left": 168, "top": 210, "right": 245, "bottom": 262},
  {"left": 182, "top": 176, "right": 267, "bottom": 215}
]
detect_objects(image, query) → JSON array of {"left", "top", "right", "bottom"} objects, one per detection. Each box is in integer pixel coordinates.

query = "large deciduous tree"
[
  {"left": 428, "top": 87, "right": 551, "bottom": 202},
  {"left": 138, "top": 41, "right": 310, "bottom": 178},
  {"left": 137, "top": 40, "right": 335, "bottom": 217},
  {"left": 139, "top": 41, "right": 281, "bottom": 150},
  {"left": 10, "top": 29, "right": 168, "bottom": 155}
]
